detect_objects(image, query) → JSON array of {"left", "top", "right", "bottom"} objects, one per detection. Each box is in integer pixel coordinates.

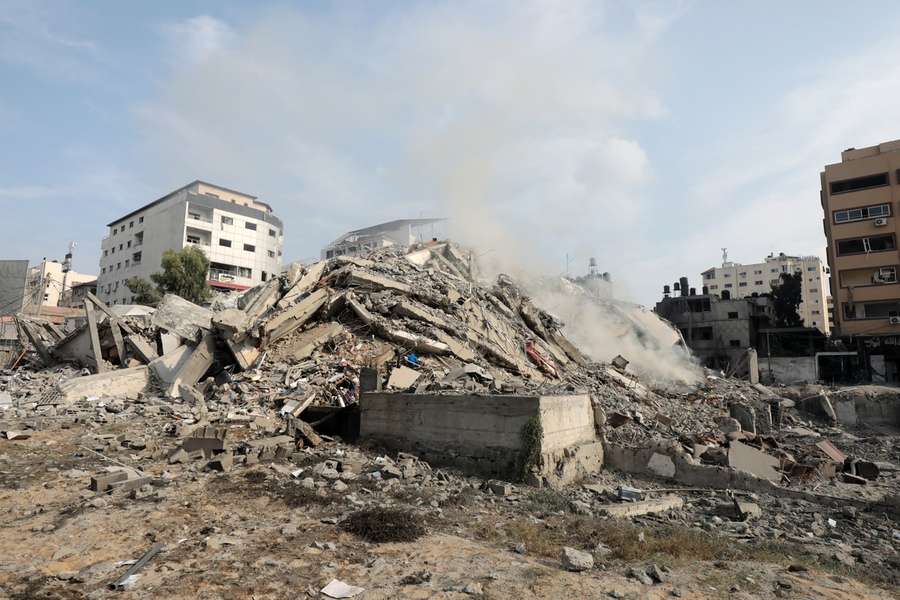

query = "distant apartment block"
[
  {"left": 97, "top": 181, "right": 283, "bottom": 305},
  {"left": 701, "top": 253, "right": 830, "bottom": 335},
  {"left": 321, "top": 218, "right": 446, "bottom": 259},
  {"left": 26, "top": 259, "right": 96, "bottom": 309},
  {"left": 822, "top": 140, "right": 900, "bottom": 339}
]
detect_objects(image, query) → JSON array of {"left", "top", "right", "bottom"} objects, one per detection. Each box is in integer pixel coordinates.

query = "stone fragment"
[{"left": 560, "top": 547, "right": 594, "bottom": 572}]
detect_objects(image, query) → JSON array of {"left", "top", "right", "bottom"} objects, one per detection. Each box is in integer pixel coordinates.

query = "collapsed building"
[{"left": 5, "top": 240, "right": 896, "bottom": 493}]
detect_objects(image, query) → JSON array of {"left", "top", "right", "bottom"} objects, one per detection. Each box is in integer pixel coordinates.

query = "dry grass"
[{"left": 341, "top": 508, "right": 426, "bottom": 543}]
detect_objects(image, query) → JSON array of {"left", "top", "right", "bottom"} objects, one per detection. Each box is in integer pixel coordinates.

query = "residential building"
[
  {"left": 321, "top": 218, "right": 446, "bottom": 259},
  {"left": 97, "top": 181, "right": 283, "bottom": 304},
  {"left": 0, "top": 259, "right": 29, "bottom": 316},
  {"left": 701, "top": 252, "right": 830, "bottom": 334},
  {"left": 25, "top": 259, "right": 96, "bottom": 309},
  {"left": 60, "top": 279, "right": 98, "bottom": 308},
  {"left": 822, "top": 140, "right": 900, "bottom": 339},
  {"left": 655, "top": 277, "right": 773, "bottom": 375}
]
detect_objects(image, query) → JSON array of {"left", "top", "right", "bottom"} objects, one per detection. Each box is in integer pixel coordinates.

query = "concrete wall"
[
  {"left": 0, "top": 260, "right": 28, "bottom": 316},
  {"left": 360, "top": 392, "right": 598, "bottom": 483},
  {"left": 759, "top": 356, "right": 817, "bottom": 384}
]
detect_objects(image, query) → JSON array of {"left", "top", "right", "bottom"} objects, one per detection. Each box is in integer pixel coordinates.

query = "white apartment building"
[
  {"left": 321, "top": 218, "right": 446, "bottom": 259},
  {"left": 97, "top": 181, "right": 283, "bottom": 305},
  {"left": 701, "top": 252, "right": 831, "bottom": 334}
]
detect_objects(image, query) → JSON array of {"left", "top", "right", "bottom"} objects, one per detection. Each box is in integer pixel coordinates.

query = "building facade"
[
  {"left": 25, "top": 260, "right": 96, "bottom": 309},
  {"left": 701, "top": 253, "right": 830, "bottom": 334},
  {"left": 97, "top": 181, "right": 283, "bottom": 305},
  {"left": 321, "top": 219, "right": 445, "bottom": 259},
  {"left": 60, "top": 279, "right": 98, "bottom": 308},
  {"left": 822, "top": 139, "right": 900, "bottom": 339},
  {"left": 655, "top": 283, "right": 773, "bottom": 374}
]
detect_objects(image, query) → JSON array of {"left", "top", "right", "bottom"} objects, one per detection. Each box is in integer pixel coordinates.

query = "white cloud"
[{"left": 161, "top": 16, "right": 234, "bottom": 65}]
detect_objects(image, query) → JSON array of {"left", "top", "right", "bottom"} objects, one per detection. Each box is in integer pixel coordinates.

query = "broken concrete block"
[
  {"left": 728, "top": 441, "right": 780, "bottom": 482},
  {"left": 149, "top": 345, "right": 192, "bottom": 389},
  {"left": 733, "top": 499, "right": 762, "bottom": 521},
  {"left": 264, "top": 288, "right": 329, "bottom": 343},
  {"left": 345, "top": 269, "right": 411, "bottom": 294},
  {"left": 57, "top": 366, "right": 150, "bottom": 402},
  {"left": 4, "top": 430, "right": 31, "bottom": 440},
  {"left": 212, "top": 308, "right": 251, "bottom": 340},
  {"left": 647, "top": 452, "right": 676, "bottom": 478},
  {"left": 167, "top": 334, "right": 216, "bottom": 397},
  {"left": 729, "top": 402, "right": 756, "bottom": 434},
  {"left": 151, "top": 294, "right": 213, "bottom": 340},
  {"left": 717, "top": 417, "right": 742, "bottom": 434},
  {"left": 286, "top": 417, "right": 322, "bottom": 447},
  {"left": 158, "top": 332, "right": 183, "bottom": 355},
  {"left": 126, "top": 334, "right": 158, "bottom": 363},
  {"left": 597, "top": 495, "right": 683, "bottom": 518},
  {"left": 393, "top": 300, "right": 448, "bottom": 330},
  {"left": 278, "top": 260, "right": 326, "bottom": 309},
  {"left": 206, "top": 452, "right": 233, "bottom": 473},
  {"left": 225, "top": 335, "right": 260, "bottom": 371},
  {"left": 387, "top": 366, "right": 421, "bottom": 390},
  {"left": 281, "top": 322, "right": 343, "bottom": 361},
  {"left": 560, "top": 547, "right": 593, "bottom": 572}
]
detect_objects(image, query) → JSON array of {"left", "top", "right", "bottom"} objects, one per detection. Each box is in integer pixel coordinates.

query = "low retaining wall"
[
  {"left": 604, "top": 442, "right": 900, "bottom": 515},
  {"left": 359, "top": 392, "right": 600, "bottom": 485}
]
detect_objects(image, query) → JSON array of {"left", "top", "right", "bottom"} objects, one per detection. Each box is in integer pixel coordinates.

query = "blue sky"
[{"left": 3, "top": 1, "right": 900, "bottom": 305}]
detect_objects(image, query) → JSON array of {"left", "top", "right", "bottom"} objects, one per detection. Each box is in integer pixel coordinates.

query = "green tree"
[
  {"left": 126, "top": 246, "right": 212, "bottom": 305},
  {"left": 771, "top": 272, "right": 803, "bottom": 327},
  {"left": 125, "top": 276, "right": 162, "bottom": 305}
]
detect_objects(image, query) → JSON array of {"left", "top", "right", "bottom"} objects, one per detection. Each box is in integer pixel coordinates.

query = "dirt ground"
[{"left": 1, "top": 427, "right": 896, "bottom": 600}]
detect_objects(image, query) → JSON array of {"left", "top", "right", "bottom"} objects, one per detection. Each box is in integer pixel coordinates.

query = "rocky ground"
[{"left": 1, "top": 391, "right": 898, "bottom": 600}]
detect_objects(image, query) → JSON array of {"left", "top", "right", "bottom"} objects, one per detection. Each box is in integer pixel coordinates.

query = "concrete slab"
[
  {"left": 728, "top": 441, "right": 781, "bottom": 482},
  {"left": 151, "top": 294, "right": 213, "bottom": 340},
  {"left": 597, "top": 495, "right": 684, "bottom": 518},
  {"left": 57, "top": 367, "right": 149, "bottom": 402},
  {"left": 386, "top": 366, "right": 420, "bottom": 390}
]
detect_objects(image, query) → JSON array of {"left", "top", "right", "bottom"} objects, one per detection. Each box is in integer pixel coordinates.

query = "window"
[
  {"left": 727, "top": 311, "right": 739, "bottom": 319},
  {"left": 104, "top": 250, "right": 108, "bottom": 257},
  {"left": 139, "top": 216, "right": 144, "bottom": 223},
  {"left": 262, "top": 271, "right": 268, "bottom": 282},
  {"left": 129, "top": 221, "right": 133, "bottom": 229},
  {"left": 117, "top": 262, "right": 121, "bottom": 270},
  {"left": 724, "top": 283, "right": 733, "bottom": 288},
  {"left": 754, "top": 270, "right": 762, "bottom": 275},
  {"left": 278, "top": 250, "right": 282, "bottom": 257},
  {"left": 739, "top": 272, "right": 747, "bottom": 277},
  {"left": 836, "top": 234, "right": 896, "bottom": 256},
  {"left": 245, "top": 222, "right": 257, "bottom": 231},
  {"left": 186, "top": 234, "right": 201, "bottom": 244},
  {"left": 690, "top": 326, "right": 713, "bottom": 340},
  {"left": 112, "top": 227, "right": 117, "bottom": 235},
  {"left": 244, "top": 244, "right": 255, "bottom": 252},
  {"left": 811, "top": 310, "right": 821, "bottom": 315},
  {"left": 704, "top": 272, "right": 714, "bottom": 280},
  {"left": 723, "top": 273, "right": 731, "bottom": 278},
  {"left": 755, "top": 280, "right": 763, "bottom": 285},
  {"left": 810, "top": 288, "right": 818, "bottom": 293},
  {"left": 269, "top": 228, "right": 277, "bottom": 237},
  {"left": 830, "top": 172, "right": 889, "bottom": 195},
  {"left": 729, "top": 340, "right": 741, "bottom": 348},
  {"left": 238, "top": 267, "right": 252, "bottom": 278},
  {"left": 739, "top": 282, "right": 747, "bottom": 287},
  {"left": 844, "top": 300, "right": 900, "bottom": 319},
  {"left": 205, "top": 192, "right": 220, "bottom": 198},
  {"left": 709, "top": 285, "right": 718, "bottom": 290},
  {"left": 268, "top": 250, "right": 275, "bottom": 258},
  {"left": 119, "top": 244, "right": 123, "bottom": 251},
  {"left": 125, "top": 259, "right": 130, "bottom": 268},
  {"left": 770, "top": 268, "right": 777, "bottom": 273},
  {"left": 833, "top": 203, "right": 891, "bottom": 224},
  {"left": 222, "top": 216, "right": 234, "bottom": 226},
  {"left": 101, "top": 267, "right": 106, "bottom": 274},
  {"left": 770, "top": 279, "right": 780, "bottom": 285},
  {"left": 807, "top": 266, "right": 816, "bottom": 271},
  {"left": 875, "top": 266, "right": 897, "bottom": 283},
  {"left": 133, "top": 252, "right": 142, "bottom": 264},
  {"left": 127, "top": 241, "right": 131, "bottom": 248},
  {"left": 219, "top": 238, "right": 232, "bottom": 247}
]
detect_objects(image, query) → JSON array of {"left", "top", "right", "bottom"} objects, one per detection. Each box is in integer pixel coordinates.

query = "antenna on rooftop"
[{"left": 721, "top": 247, "right": 728, "bottom": 266}]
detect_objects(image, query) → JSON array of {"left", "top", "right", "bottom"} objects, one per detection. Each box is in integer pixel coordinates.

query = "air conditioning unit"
[
  {"left": 889, "top": 316, "right": 900, "bottom": 325},
  {"left": 874, "top": 218, "right": 888, "bottom": 226}
]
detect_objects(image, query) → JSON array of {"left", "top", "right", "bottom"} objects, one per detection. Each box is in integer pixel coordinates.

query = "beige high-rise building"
[
  {"left": 822, "top": 139, "right": 900, "bottom": 339},
  {"left": 700, "top": 253, "right": 830, "bottom": 334}
]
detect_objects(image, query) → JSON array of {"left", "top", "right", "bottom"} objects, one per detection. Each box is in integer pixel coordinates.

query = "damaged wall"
[{"left": 360, "top": 392, "right": 600, "bottom": 484}]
